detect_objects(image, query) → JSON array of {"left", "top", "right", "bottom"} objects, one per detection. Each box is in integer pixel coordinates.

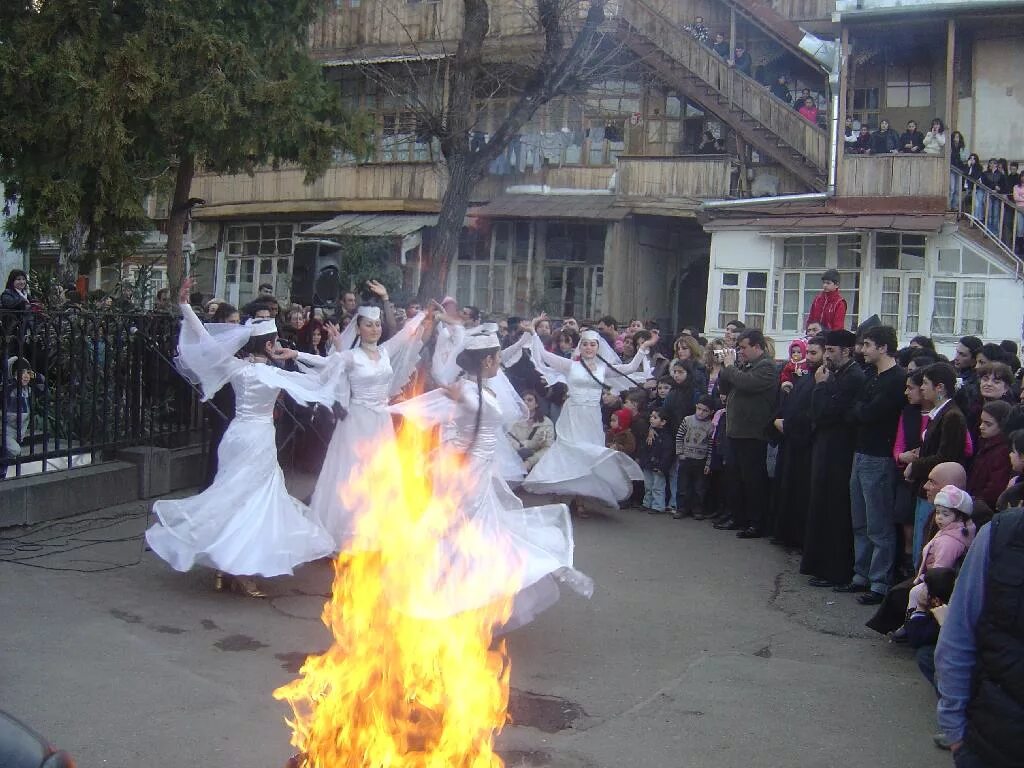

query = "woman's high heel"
[{"left": 233, "top": 576, "right": 267, "bottom": 599}]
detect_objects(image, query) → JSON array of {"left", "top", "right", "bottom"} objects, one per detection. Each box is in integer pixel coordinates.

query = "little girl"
[
  {"left": 2, "top": 357, "right": 46, "bottom": 478},
  {"left": 779, "top": 339, "right": 809, "bottom": 392},
  {"left": 906, "top": 485, "right": 975, "bottom": 615},
  {"left": 606, "top": 408, "right": 636, "bottom": 457}
]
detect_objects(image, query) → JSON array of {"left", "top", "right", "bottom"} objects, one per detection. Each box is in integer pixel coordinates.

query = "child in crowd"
[
  {"left": 662, "top": 364, "right": 697, "bottom": 512},
  {"left": 2, "top": 357, "right": 46, "bottom": 479},
  {"left": 704, "top": 391, "right": 732, "bottom": 522},
  {"left": 779, "top": 338, "right": 809, "bottom": 392},
  {"left": 607, "top": 408, "right": 637, "bottom": 457},
  {"left": 996, "top": 428, "right": 1024, "bottom": 509},
  {"left": 623, "top": 389, "right": 649, "bottom": 449},
  {"left": 967, "top": 399, "right": 1012, "bottom": 511},
  {"left": 638, "top": 408, "right": 674, "bottom": 514},
  {"left": 600, "top": 390, "right": 622, "bottom": 429},
  {"left": 674, "top": 395, "right": 716, "bottom": 519},
  {"left": 907, "top": 485, "right": 975, "bottom": 619}
]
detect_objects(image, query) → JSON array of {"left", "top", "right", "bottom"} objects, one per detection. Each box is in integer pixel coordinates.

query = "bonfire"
[{"left": 274, "top": 418, "right": 521, "bottom": 768}]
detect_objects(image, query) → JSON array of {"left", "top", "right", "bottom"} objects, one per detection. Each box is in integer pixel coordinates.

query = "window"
[
  {"left": 885, "top": 64, "right": 931, "bottom": 109},
  {"left": 544, "top": 265, "right": 604, "bottom": 319},
  {"left": 453, "top": 222, "right": 539, "bottom": 315},
  {"left": 937, "top": 247, "right": 1004, "bottom": 276},
  {"left": 931, "top": 281, "right": 986, "bottom": 336},
  {"left": 878, "top": 275, "right": 921, "bottom": 335},
  {"left": 774, "top": 235, "right": 862, "bottom": 332},
  {"left": 874, "top": 233, "right": 925, "bottom": 270},
  {"left": 224, "top": 223, "right": 296, "bottom": 306},
  {"left": 849, "top": 87, "right": 880, "bottom": 128},
  {"left": 719, "top": 271, "right": 768, "bottom": 329}
]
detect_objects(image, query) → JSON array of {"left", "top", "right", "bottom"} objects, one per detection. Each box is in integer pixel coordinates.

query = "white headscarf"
[{"left": 337, "top": 305, "right": 383, "bottom": 350}]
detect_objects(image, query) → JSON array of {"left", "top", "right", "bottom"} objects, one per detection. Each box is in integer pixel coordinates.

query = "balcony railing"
[
  {"left": 616, "top": 155, "right": 735, "bottom": 199},
  {"left": 838, "top": 154, "right": 948, "bottom": 199}
]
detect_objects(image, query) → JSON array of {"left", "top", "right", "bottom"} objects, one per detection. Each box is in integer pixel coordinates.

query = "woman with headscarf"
[
  {"left": 389, "top": 329, "right": 593, "bottom": 629},
  {"left": 145, "top": 281, "right": 335, "bottom": 597},
  {"left": 306, "top": 301, "right": 427, "bottom": 548},
  {"left": 520, "top": 314, "right": 657, "bottom": 516}
]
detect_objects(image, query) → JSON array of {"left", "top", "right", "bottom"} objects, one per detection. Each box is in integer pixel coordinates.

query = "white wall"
[
  {"left": 968, "top": 36, "right": 1024, "bottom": 160},
  {"left": 704, "top": 230, "right": 772, "bottom": 336}
]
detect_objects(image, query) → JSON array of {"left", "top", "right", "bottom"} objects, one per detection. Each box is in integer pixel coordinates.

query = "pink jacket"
[{"left": 915, "top": 520, "right": 976, "bottom": 583}]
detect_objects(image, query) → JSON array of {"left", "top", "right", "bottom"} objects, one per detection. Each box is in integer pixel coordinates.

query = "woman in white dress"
[
  {"left": 432, "top": 316, "right": 531, "bottom": 482},
  {"left": 307, "top": 299, "right": 426, "bottom": 549},
  {"left": 145, "top": 292, "right": 336, "bottom": 597},
  {"left": 521, "top": 318, "right": 656, "bottom": 516},
  {"left": 391, "top": 329, "right": 592, "bottom": 629}
]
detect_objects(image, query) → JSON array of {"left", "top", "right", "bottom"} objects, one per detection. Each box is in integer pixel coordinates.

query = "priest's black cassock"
[
  {"left": 771, "top": 368, "right": 817, "bottom": 547},
  {"left": 800, "top": 358, "right": 865, "bottom": 584}
]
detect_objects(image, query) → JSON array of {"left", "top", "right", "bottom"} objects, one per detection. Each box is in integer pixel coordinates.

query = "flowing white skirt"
[
  {"left": 309, "top": 403, "right": 393, "bottom": 549},
  {"left": 146, "top": 419, "right": 335, "bottom": 577},
  {"left": 414, "top": 456, "right": 592, "bottom": 630},
  {"left": 522, "top": 399, "right": 643, "bottom": 506}
]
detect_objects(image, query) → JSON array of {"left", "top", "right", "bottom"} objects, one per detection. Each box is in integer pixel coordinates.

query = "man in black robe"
[
  {"left": 770, "top": 336, "right": 825, "bottom": 548},
  {"left": 801, "top": 329, "right": 865, "bottom": 587}
]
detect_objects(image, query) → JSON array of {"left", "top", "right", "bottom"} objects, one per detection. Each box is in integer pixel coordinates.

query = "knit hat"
[
  {"left": 822, "top": 269, "right": 841, "bottom": 284},
  {"left": 612, "top": 407, "right": 633, "bottom": 432},
  {"left": 933, "top": 485, "right": 973, "bottom": 517}
]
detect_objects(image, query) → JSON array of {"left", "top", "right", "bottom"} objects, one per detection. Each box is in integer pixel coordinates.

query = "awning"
[
  {"left": 301, "top": 213, "right": 439, "bottom": 239},
  {"left": 469, "top": 194, "right": 630, "bottom": 221}
]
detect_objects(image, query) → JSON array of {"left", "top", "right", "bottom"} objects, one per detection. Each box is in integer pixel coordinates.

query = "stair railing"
[{"left": 951, "top": 166, "right": 1023, "bottom": 268}]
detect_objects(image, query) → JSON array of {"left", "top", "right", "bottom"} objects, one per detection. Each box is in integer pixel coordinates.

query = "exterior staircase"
[
  {"left": 721, "top": 0, "right": 826, "bottom": 69},
  {"left": 612, "top": 0, "right": 830, "bottom": 191}
]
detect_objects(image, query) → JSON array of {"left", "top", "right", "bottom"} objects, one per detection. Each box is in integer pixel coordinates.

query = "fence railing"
[
  {"left": 951, "top": 167, "right": 1023, "bottom": 270},
  {"left": 0, "top": 309, "right": 203, "bottom": 480},
  {"left": 838, "top": 154, "right": 948, "bottom": 199}
]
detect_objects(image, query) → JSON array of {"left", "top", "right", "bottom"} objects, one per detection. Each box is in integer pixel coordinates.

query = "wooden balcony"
[
  {"left": 837, "top": 154, "right": 947, "bottom": 202},
  {"left": 770, "top": 0, "right": 835, "bottom": 24},
  {"left": 190, "top": 163, "right": 445, "bottom": 218},
  {"left": 616, "top": 155, "right": 734, "bottom": 199}
]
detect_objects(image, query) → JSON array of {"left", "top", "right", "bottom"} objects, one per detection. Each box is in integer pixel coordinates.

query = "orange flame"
[{"left": 274, "top": 415, "right": 522, "bottom": 768}]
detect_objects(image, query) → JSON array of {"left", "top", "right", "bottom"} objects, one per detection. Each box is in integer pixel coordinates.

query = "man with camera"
[{"left": 716, "top": 328, "right": 778, "bottom": 538}]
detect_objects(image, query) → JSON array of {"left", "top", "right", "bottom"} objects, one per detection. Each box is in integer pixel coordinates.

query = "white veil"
[{"left": 528, "top": 329, "right": 644, "bottom": 396}]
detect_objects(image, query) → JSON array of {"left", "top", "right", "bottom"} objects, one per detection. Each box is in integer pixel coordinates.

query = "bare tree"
[{"left": 359, "top": 0, "right": 618, "bottom": 300}]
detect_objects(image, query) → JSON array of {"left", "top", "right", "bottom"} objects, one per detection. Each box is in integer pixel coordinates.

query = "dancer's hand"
[
  {"left": 178, "top": 277, "right": 194, "bottom": 304},
  {"left": 324, "top": 321, "right": 341, "bottom": 347},
  {"left": 640, "top": 331, "right": 659, "bottom": 350},
  {"left": 270, "top": 346, "right": 298, "bottom": 362},
  {"left": 440, "top": 382, "right": 465, "bottom": 403},
  {"left": 367, "top": 280, "right": 389, "bottom": 301}
]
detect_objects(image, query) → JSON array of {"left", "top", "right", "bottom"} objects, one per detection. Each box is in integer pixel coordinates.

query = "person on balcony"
[
  {"left": 712, "top": 32, "right": 729, "bottom": 58},
  {"left": 770, "top": 75, "right": 791, "bottom": 103},
  {"left": 805, "top": 270, "right": 847, "bottom": 334},
  {"left": 870, "top": 119, "right": 900, "bottom": 154},
  {"left": 1013, "top": 175, "right": 1024, "bottom": 254},
  {"left": 848, "top": 125, "right": 873, "bottom": 155},
  {"left": 899, "top": 120, "right": 925, "bottom": 153},
  {"left": 922, "top": 118, "right": 946, "bottom": 155},
  {"left": 949, "top": 131, "right": 967, "bottom": 209},
  {"left": 792, "top": 87, "right": 811, "bottom": 111},
  {"left": 683, "top": 15, "right": 709, "bottom": 44},
  {"left": 732, "top": 45, "right": 752, "bottom": 76},
  {"left": 798, "top": 97, "right": 818, "bottom": 124},
  {"left": 981, "top": 158, "right": 1008, "bottom": 231}
]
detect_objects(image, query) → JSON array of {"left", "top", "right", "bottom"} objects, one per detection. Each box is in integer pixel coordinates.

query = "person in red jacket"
[{"left": 805, "top": 269, "right": 847, "bottom": 333}]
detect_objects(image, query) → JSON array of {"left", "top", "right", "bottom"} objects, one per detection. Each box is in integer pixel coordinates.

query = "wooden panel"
[
  {"left": 770, "top": 0, "right": 834, "bottom": 23},
  {"left": 309, "top": 0, "right": 536, "bottom": 51},
  {"left": 191, "top": 164, "right": 444, "bottom": 207},
  {"left": 617, "top": 156, "right": 733, "bottom": 198},
  {"left": 837, "top": 155, "right": 946, "bottom": 199}
]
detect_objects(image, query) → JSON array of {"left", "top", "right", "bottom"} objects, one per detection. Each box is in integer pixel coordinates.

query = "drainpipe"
[
  {"left": 702, "top": 192, "right": 827, "bottom": 208},
  {"left": 826, "top": 42, "right": 842, "bottom": 197}
]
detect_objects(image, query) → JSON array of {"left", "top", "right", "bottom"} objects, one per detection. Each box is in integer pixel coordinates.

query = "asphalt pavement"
[{"left": 1, "top": 490, "right": 945, "bottom": 768}]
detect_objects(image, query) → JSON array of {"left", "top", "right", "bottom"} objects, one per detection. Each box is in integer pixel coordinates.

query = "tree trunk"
[
  {"left": 58, "top": 219, "right": 88, "bottom": 287},
  {"left": 418, "top": 159, "right": 479, "bottom": 301},
  {"left": 165, "top": 152, "right": 196, "bottom": 297}
]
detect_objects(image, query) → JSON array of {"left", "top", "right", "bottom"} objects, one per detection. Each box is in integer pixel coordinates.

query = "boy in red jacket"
[{"left": 806, "top": 269, "right": 847, "bottom": 333}]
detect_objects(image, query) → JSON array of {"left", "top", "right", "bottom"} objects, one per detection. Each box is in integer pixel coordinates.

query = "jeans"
[
  {"left": 730, "top": 438, "right": 768, "bottom": 529},
  {"left": 973, "top": 189, "right": 987, "bottom": 221},
  {"left": 949, "top": 171, "right": 960, "bottom": 210},
  {"left": 850, "top": 453, "right": 897, "bottom": 594},
  {"left": 913, "top": 497, "right": 934, "bottom": 571},
  {"left": 676, "top": 458, "right": 708, "bottom": 514},
  {"left": 642, "top": 469, "right": 667, "bottom": 511},
  {"left": 666, "top": 457, "right": 679, "bottom": 509}
]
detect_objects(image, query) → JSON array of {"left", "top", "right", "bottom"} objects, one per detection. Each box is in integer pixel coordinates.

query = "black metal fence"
[{"left": 0, "top": 309, "right": 203, "bottom": 479}]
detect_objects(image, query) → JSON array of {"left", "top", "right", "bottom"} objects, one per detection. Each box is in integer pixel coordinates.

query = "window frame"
[{"left": 772, "top": 234, "right": 863, "bottom": 333}]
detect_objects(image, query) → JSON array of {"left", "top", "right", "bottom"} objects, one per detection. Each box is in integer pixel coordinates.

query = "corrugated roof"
[
  {"left": 301, "top": 213, "right": 439, "bottom": 238},
  {"left": 469, "top": 194, "right": 630, "bottom": 221}
]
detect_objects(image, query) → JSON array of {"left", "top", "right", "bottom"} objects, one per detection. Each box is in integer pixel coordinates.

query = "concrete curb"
[{"left": 0, "top": 445, "right": 205, "bottom": 528}]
